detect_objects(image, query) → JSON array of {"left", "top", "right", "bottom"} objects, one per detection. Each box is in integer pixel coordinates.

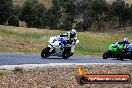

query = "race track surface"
[{"left": 0, "top": 53, "right": 132, "bottom": 65}]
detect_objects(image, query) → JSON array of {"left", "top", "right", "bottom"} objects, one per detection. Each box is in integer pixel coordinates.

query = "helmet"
[
  {"left": 70, "top": 29, "right": 76, "bottom": 38},
  {"left": 123, "top": 38, "right": 128, "bottom": 43}
]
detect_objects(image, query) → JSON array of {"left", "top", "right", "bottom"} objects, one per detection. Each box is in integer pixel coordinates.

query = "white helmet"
[
  {"left": 123, "top": 38, "right": 128, "bottom": 42},
  {"left": 70, "top": 29, "right": 76, "bottom": 34},
  {"left": 70, "top": 29, "right": 76, "bottom": 38}
]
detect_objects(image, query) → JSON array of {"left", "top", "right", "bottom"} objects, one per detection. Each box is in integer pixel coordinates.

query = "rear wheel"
[
  {"left": 41, "top": 47, "right": 51, "bottom": 58},
  {"left": 62, "top": 47, "right": 71, "bottom": 59},
  {"left": 117, "top": 57, "right": 123, "bottom": 60},
  {"left": 128, "top": 55, "right": 132, "bottom": 60}
]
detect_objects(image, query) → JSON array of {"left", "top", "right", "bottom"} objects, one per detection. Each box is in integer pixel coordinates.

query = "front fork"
[{"left": 48, "top": 45, "right": 54, "bottom": 52}]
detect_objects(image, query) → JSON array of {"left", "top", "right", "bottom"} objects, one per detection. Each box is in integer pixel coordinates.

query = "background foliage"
[{"left": 0, "top": 0, "right": 132, "bottom": 31}]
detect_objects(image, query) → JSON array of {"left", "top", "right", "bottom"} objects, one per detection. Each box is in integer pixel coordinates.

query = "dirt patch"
[
  {"left": 0, "top": 64, "right": 131, "bottom": 88},
  {"left": 0, "top": 36, "right": 1, "bottom": 40}
]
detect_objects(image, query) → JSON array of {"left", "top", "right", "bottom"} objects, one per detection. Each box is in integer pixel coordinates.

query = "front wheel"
[
  {"left": 62, "top": 52, "right": 70, "bottom": 59},
  {"left": 41, "top": 47, "right": 51, "bottom": 58},
  {"left": 103, "top": 51, "right": 110, "bottom": 59}
]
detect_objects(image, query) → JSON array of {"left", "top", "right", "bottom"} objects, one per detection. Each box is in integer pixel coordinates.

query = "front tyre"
[
  {"left": 103, "top": 51, "right": 110, "bottom": 59},
  {"left": 41, "top": 47, "right": 51, "bottom": 58}
]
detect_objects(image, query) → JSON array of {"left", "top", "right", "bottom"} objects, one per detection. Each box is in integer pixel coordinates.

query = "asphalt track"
[{"left": 0, "top": 53, "right": 131, "bottom": 65}]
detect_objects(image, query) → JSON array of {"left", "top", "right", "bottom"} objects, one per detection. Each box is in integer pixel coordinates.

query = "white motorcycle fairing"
[{"left": 48, "top": 36, "right": 64, "bottom": 56}]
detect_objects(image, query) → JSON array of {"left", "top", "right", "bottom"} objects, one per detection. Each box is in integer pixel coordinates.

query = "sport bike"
[
  {"left": 41, "top": 36, "right": 79, "bottom": 59},
  {"left": 103, "top": 43, "right": 124, "bottom": 60}
]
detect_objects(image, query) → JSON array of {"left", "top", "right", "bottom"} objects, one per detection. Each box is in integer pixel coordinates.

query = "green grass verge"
[
  {"left": 0, "top": 25, "right": 132, "bottom": 56},
  {"left": 0, "top": 70, "right": 10, "bottom": 76}
]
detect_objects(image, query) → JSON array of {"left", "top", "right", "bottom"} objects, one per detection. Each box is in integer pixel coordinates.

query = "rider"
[
  {"left": 114, "top": 38, "right": 130, "bottom": 49},
  {"left": 59, "top": 29, "right": 78, "bottom": 56},
  {"left": 118, "top": 38, "right": 130, "bottom": 45}
]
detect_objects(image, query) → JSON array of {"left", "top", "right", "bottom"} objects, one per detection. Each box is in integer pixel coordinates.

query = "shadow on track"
[
  {"left": 110, "top": 58, "right": 130, "bottom": 61},
  {"left": 40, "top": 57, "right": 69, "bottom": 60}
]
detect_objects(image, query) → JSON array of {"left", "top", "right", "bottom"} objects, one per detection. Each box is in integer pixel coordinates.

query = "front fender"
[
  {"left": 50, "top": 41, "right": 60, "bottom": 47},
  {"left": 48, "top": 45, "right": 53, "bottom": 48}
]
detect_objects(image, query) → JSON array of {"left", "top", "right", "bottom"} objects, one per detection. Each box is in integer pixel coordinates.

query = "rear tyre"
[
  {"left": 62, "top": 52, "right": 70, "bottom": 59},
  {"left": 118, "top": 57, "right": 123, "bottom": 60},
  {"left": 129, "top": 55, "right": 132, "bottom": 60},
  {"left": 62, "top": 48, "right": 70, "bottom": 59},
  {"left": 41, "top": 47, "right": 51, "bottom": 58},
  {"left": 62, "top": 48, "right": 71, "bottom": 59},
  {"left": 117, "top": 52, "right": 124, "bottom": 60}
]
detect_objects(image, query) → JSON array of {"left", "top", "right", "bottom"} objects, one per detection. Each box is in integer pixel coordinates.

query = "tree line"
[{"left": 0, "top": 0, "right": 132, "bottom": 31}]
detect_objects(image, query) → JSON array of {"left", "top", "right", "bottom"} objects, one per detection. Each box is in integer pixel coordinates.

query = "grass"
[
  {"left": 0, "top": 25, "right": 132, "bottom": 56},
  {"left": 77, "top": 31, "right": 132, "bottom": 56},
  {"left": 0, "top": 70, "right": 10, "bottom": 76},
  {"left": 0, "top": 28, "right": 42, "bottom": 39}
]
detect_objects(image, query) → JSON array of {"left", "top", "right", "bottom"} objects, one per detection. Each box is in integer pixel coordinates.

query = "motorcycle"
[
  {"left": 103, "top": 43, "right": 124, "bottom": 60},
  {"left": 41, "top": 36, "right": 79, "bottom": 59}
]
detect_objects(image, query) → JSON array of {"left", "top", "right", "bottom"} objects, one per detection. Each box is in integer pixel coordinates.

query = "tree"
[
  {"left": 8, "top": 15, "right": 19, "bottom": 27},
  {"left": 44, "top": 8, "right": 58, "bottom": 28},
  {"left": 81, "top": 0, "right": 95, "bottom": 31},
  {"left": 64, "top": 0, "right": 76, "bottom": 30},
  {"left": 35, "top": 3, "right": 47, "bottom": 28},
  {"left": 0, "top": 0, "right": 13, "bottom": 24},
  {"left": 12, "top": 5, "right": 22, "bottom": 17},
  {"left": 51, "top": 0, "right": 62, "bottom": 28},
  {"left": 91, "top": 0, "right": 109, "bottom": 31},
  {"left": 121, "top": 3, "right": 129, "bottom": 26},
  {"left": 19, "top": 0, "right": 47, "bottom": 28},
  {"left": 19, "top": 0, "right": 37, "bottom": 27},
  {"left": 128, "top": 4, "right": 132, "bottom": 25},
  {"left": 112, "top": 0, "right": 126, "bottom": 27},
  {"left": 75, "top": 0, "right": 109, "bottom": 31},
  {"left": 60, "top": 0, "right": 76, "bottom": 30}
]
